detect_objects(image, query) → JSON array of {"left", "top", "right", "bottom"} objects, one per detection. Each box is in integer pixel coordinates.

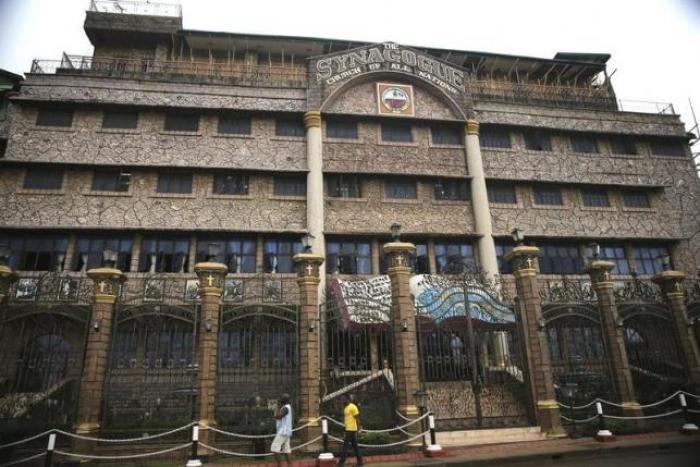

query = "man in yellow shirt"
[{"left": 338, "top": 394, "right": 363, "bottom": 466}]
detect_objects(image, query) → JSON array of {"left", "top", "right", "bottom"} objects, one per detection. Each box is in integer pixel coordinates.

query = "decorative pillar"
[
  {"left": 586, "top": 260, "right": 643, "bottom": 417},
  {"left": 464, "top": 120, "right": 498, "bottom": 281},
  {"left": 193, "top": 261, "right": 228, "bottom": 437},
  {"left": 304, "top": 111, "right": 326, "bottom": 296},
  {"left": 383, "top": 241, "right": 421, "bottom": 422},
  {"left": 505, "top": 246, "right": 565, "bottom": 437},
  {"left": 293, "top": 252, "right": 325, "bottom": 444},
  {"left": 653, "top": 270, "right": 700, "bottom": 387},
  {"left": 76, "top": 267, "right": 126, "bottom": 434},
  {"left": 0, "top": 264, "right": 18, "bottom": 304}
]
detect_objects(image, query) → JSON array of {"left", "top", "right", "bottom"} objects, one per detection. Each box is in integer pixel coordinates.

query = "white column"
[
  {"left": 303, "top": 111, "right": 326, "bottom": 297},
  {"left": 464, "top": 120, "right": 499, "bottom": 281}
]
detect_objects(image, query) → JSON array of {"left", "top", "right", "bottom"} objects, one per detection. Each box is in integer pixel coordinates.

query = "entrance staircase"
[{"left": 435, "top": 426, "right": 547, "bottom": 447}]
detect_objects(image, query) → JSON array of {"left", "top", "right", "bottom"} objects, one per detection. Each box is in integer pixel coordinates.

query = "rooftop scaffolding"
[{"left": 88, "top": 0, "right": 182, "bottom": 18}]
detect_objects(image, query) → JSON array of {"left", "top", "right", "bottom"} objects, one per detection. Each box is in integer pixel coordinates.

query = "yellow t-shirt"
[{"left": 344, "top": 403, "right": 360, "bottom": 432}]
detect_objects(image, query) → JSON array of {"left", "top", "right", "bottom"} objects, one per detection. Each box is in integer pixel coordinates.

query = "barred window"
[
  {"left": 622, "top": 191, "right": 650, "bottom": 208},
  {"left": 102, "top": 111, "right": 138, "bottom": 129},
  {"left": 609, "top": 136, "right": 637, "bottom": 155},
  {"left": 385, "top": 179, "right": 417, "bottom": 199},
  {"left": 534, "top": 186, "right": 563, "bottom": 206},
  {"left": 480, "top": 128, "right": 511, "bottom": 149},
  {"left": 570, "top": 134, "right": 598, "bottom": 154},
  {"left": 139, "top": 236, "right": 190, "bottom": 273},
  {"left": 213, "top": 173, "right": 248, "bottom": 195},
  {"left": 380, "top": 243, "right": 429, "bottom": 274},
  {"left": 197, "top": 237, "right": 256, "bottom": 273},
  {"left": 381, "top": 121, "right": 413, "bottom": 143},
  {"left": 495, "top": 241, "right": 514, "bottom": 274},
  {"left": 632, "top": 245, "right": 670, "bottom": 275},
  {"left": 581, "top": 189, "right": 610, "bottom": 207},
  {"left": 523, "top": 130, "right": 552, "bottom": 151},
  {"left": 264, "top": 238, "right": 302, "bottom": 273},
  {"left": 598, "top": 243, "right": 629, "bottom": 274},
  {"left": 327, "top": 239, "right": 372, "bottom": 274},
  {"left": 157, "top": 172, "right": 192, "bottom": 194},
  {"left": 36, "top": 108, "right": 73, "bottom": 127},
  {"left": 487, "top": 183, "right": 517, "bottom": 204},
  {"left": 538, "top": 242, "right": 582, "bottom": 274},
  {"left": 326, "top": 120, "right": 358, "bottom": 139},
  {"left": 164, "top": 113, "right": 199, "bottom": 132},
  {"left": 431, "top": 126, "right": 462, "bottom": 145},
  {"left": 435, "top": 242, "right": 475, "bottom": 273},
  {"left": 326, "top": 174, "right": 361, "bottom": 198},
  {"left": 275, "top": 118, "right": 305, "bottom": 137},
  {"left": 434, "top": 179, "right": 469, "bottom": 201},
  {"left": 74, "top": 235, "right": 133, "bottom": 271},
  {"left": 650, "top": 139, "right": 685, "bottom": 157},
  {"left": 92, "top": 170, "right": 130, "bottom": 192},
  {"left": 0, "top": 234, "right": 68, "bottom": 271},
  {"left": 218, "top": 115, "right": 251, "bottom": 135},
  {"left": 273, "top": 176, "right": 306, "bottom": 196},
  {"left": 24, "top": 167, "right": 63, "bottom": 190}
]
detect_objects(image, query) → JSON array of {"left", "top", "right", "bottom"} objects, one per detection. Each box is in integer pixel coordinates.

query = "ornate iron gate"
[
  {"left": 414, "top": 273, "right": 530, "bottom": 430},
  {"left": 102, "top": 278, "right": 199, "bottom": 433}
]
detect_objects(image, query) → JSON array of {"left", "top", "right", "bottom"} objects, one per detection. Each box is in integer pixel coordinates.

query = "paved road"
[{"left": 503, "top": 445, "right": 699, "bottom": 467}]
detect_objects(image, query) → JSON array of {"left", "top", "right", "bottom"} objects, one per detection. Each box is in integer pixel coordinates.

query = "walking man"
[
  {"left": 271, "top": 394, "right": 293, "bottom": 467},
  {"left": 338, "top": 394, "right": 363, "bottom": 466}
]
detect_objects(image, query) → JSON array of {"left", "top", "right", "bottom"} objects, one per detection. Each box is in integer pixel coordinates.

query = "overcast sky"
[{"left": 0, "top": 0, "right": 698, "bottom": 134}]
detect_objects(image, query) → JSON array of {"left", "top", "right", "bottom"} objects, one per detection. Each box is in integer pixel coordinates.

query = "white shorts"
[{"left": 271, "top": 434, "right": 291, "bottom": 454}]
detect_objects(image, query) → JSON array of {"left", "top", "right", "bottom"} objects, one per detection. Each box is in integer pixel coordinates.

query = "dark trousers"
[{"left": 339, "top": 430, "right": 362, "bottom": 465}]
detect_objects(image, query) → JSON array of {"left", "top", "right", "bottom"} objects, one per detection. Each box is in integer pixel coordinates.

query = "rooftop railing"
[
  {"left": 617, "top": 99, "right": 676, "bottom": 115},
  {"left": 89, "top": 0, "right": 182, "bottom": 18}
]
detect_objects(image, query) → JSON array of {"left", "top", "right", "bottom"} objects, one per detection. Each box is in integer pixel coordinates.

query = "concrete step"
[{"left": 435, "top": 426, "right": 547, "bottom": 447}]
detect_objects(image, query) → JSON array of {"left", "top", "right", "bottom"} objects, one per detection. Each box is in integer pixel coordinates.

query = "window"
[
  {"left": 197, "top": 237, "right": 256, "bottom": 273},
  {"left": 581, "top": 188, "right": 610, "bottom": 207},
  {"left": 538, "top": 242, "right": 582, "bottom": 274},
  {"left": 598, "top": 243, "right": 629, "bottom": 274},
  {"left": 487, "top": 183, "right": 517, "bottom": 204},
  {"left": 164, "top": 113, "right": 199, "bottom": 132},
  {"left": 381, "top": 121, "right": 412, "bottom": 143},
  {"left": 609, "top": 136, "right": 637, "bottom": 155},
  {"left": 327, "top": 240, "right": 372, "bottom": 274},
  {"left": 102, "top": 110, "right": 138, "bottom": 129},
  {"left": 326, "top": 120, "right": 358, "bottom": 139},
  {"left": 92, "top": 170, "right": 131, "bottom": 192},
  {"left": 326, "top": 174, "right": 361, "bottom": 198},
  {"left": 570, "top": 134, "right": 598, "bottom": 154},
  {"left": 139, "top": 236, "right": 190, "bottom": 273},
  {"left": 157, "top": 172, "right": 192, "bottom": 194},
  {"left": 632, "top": 244, "right": 670, "bottom": 275},
  {"left": 36, "top": 108, "right": 73, "bottom": 127},
  {"left": 523, "top": 129, "right": 552, "bottom": 151},
  {"left": 74, "top": 235, "right": 133, "bottom": 271},
  {"left": 218, "top": 115, "right": 251, "bottom": 135},
  {"left": 650, "top": 139, "right": 685, "bottom": 157},
  {"left": 431, "top": 126, "right": 462, "bottom": 145},
  {"left": 264, "top": 238, "right": 302, "bottom": 273},
  {"left": 434, "top": 179, "right": 469, "bottom": 201},
  {"left": 435, "top": 242, "right": 475, "bottom": 273},
  {"left": 0, "top": 139, "right": 7, "bottom": 159},
  {"left": 480, "top": 127, "right": 511, "bottom": 149},
  {"left": 380, "top": 243, "right": 429, "bottom": 274},
  {"left": 273, "top": 176, "right": 306, "bottom": 197},
  {"left": 533, "top": 186, "right": 563, "bottom": 206},
  {"left": 495, "top": 241, "right": 514, "bottom": 274},
  {"left": 0, "top": 234, "right": 68, "bottom": 271},
  {"left": 385, "top": 179, "right": 417, "bottom": 199},
  {"left": 622, "top": 191, "right": 650, "bottom": 208},
  {"left": 275, "top": 118, "right": 305, "bottom": 137},
  {"left": 24, "top": 167, "right": 63, "bottom": 190},
  {"left": 213, "top": 173, "right": 249, "bottom": 195}
]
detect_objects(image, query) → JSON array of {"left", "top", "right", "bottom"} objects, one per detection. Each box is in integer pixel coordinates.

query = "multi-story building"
[{"left": 1, "top": 0, "right": 699, "bottom": 452}]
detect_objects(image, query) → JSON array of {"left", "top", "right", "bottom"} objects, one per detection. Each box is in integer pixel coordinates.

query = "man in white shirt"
[{"left": 271, "top": 393, "right": 293, "bottom": 467}]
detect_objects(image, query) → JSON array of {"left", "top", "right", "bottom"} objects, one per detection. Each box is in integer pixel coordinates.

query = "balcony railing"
[
  {"left": 89, "top": 0, "right": 182, "bottom": 17},
  {"left": 29, "top": 55, "right": 307, "bottom": 86}
]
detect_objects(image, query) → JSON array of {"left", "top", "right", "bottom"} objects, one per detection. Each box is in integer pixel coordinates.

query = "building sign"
[
  {"left": 377, "top": 83, "right": 414, "bottom": 116},
  {"left": 315, "top": 42, "right": 465, "bottom": 95}
]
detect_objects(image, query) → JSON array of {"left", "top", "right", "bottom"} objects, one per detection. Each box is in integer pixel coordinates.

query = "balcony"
[
  {"left": 29, "top": 55, "right": 307, "bottom": 87},
  {"left": 88, "top": 0, "right": 182, "bottom": 17}
]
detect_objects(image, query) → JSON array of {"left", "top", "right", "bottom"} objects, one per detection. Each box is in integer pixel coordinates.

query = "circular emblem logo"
[{"left": 381, "top": 87, "right": 410, "bottom": 112}]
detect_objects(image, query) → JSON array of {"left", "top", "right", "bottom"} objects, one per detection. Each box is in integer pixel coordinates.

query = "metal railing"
[
  {"left": 617, "top": 99, "right": 676, "bottom": 115},
  {"left": 89, "top": 0, "right": 182, "bottom": 17}
]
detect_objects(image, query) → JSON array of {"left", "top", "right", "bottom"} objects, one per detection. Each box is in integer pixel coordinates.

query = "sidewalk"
[{"left": 205, "top": 431, "right": 700, "bottom": 467}]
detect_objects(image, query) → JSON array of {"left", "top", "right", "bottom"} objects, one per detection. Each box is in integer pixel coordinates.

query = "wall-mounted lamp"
[
  {"left": 538, "top": 316, "right": 546, "bottom": 330},
  {"left": 204, "top": 319, "right": 213, "bottom": 332},
  {"left": 390, "top": 223, "right": 402, "bottom": 242},
  {"left": 402, "top": 318, "right": 409, "bottom": 332},
  {"left": 103, "top": 248, "right": 118, "bottom": 269},
  {"left": 588, "top": 242, "right": 600, "bottom": 260},
  {"left": 510, "top": 228, "right": 525, "bottom": 246},
  {"left": 615, "top": 317, "right": 625, "bottom": 329},
  {"left": 308, "top": 319, "right": 317, "bottom": 332},
  {"left": 301, "top": 233, "right": 315, "bottom": 253},
  {"left": 91, "top": 318, "right": 101, "bottom": 332},
  {"left": 657, "top": 253, "right": 671, "bottom": 272},
  {"left": 207, "top": 242, "right": 221, "bottom": 262}
]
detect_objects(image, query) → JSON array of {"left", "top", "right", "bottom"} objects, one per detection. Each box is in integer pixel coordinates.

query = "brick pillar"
[
  {"left": 193, "top": 261, "right": 228, "bottom": 442},
  {"left": 653, "top": 270, "right": 700, "bottom": 388},
  {"left": 0, "top": 264, "right": 18, "bottom": 304},
  {"left": 504, "top": 246, "right": 565, "bottom": 437},
  {"left": 76, "top": 267, "right": 126, "bottom": 435},
  {"left": 586, "top": 260, "right": 643, "bottom": 417},
  {"left": 383, "top": 241, "right": 421, "bottom": 426},
  {"left": 293, "top": 252, "right": 324, "bottom": 444}
]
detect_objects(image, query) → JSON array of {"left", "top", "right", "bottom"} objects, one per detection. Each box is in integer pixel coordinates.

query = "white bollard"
[
  {"left": 185, "top": 425, "right": 202, "bottom": 467},
  {"left": 679, "top": 393, "right": 699, "bottom": 433},
  {"left": 318, "top": 418, "right": 335, "bottom": 463},
  {"left": 594, "top": 402, "right": 614, "bottom": 441},
  {"left": 425, "top": 414, "right": 443, "bottom": 456}
]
